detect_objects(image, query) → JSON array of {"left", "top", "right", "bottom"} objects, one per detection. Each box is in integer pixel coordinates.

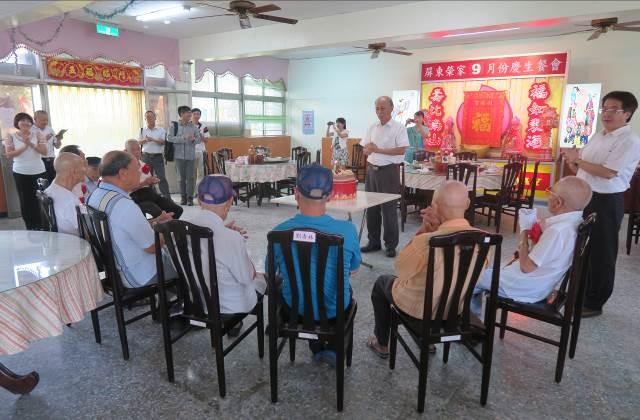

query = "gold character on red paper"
[{"left": 471, "top": 112, "right": 491, "bottom": 133}]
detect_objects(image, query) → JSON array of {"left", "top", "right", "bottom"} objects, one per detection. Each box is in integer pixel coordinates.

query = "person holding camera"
[
  {"left": 325, "top": 117, "right": 350, "bottom": 166},
  {"left": 404, "top": 111, "right": 428, "bottom": 162}
]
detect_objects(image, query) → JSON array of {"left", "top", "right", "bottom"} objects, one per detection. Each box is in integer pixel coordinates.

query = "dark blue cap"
[
  {"left": 86, "top": 156, "right": 101, "bottom": 167},
  {"left": 296, "top": 164, "right": 333, "bottom": 200},
  {"left": 198, "top": 175, "right": 235, "bottom": 205}
]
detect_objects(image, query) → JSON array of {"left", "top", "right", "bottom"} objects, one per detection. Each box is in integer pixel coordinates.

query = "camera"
[{"left": 327, "top": 121, "right": 334, "bottom": 125}]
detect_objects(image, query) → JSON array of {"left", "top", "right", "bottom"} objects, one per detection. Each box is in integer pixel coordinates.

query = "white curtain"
[{"left": 47, "top": 85, "right": 143, "bottom": 158}]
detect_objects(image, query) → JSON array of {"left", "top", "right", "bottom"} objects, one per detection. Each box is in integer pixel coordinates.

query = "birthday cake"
[{"left": 332, "top": 169, "right": 357, "bottom": 200}]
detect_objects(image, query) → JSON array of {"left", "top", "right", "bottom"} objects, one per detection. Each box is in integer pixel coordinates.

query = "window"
[
  {"left": 192, "top": 70, "right": 215, "bottom": 93},
  {"left": 0, "top": 47, "right": 40, "bottom": 78},
  {"left": 216, "top": 73, "right": 239, "bottom": 94},
  {"left": 144, "top": 64, "right": 175, "bottom": 89},
  {"left": 0, "top": 84, "right": 42, "bottom": 138}
]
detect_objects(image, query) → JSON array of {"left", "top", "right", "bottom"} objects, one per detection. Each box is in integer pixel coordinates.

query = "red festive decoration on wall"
[
  {"left": 524, "top": 82, "right": 551, "bottom": 150},
  {"left": 461, "top": 90, "right": 506, "bottom": 146},
  {"left": 426, "top": 87, "right": 447, "bottom": 147},
  {"left": 46, "top": 58, "right": 143, "bottom": 87}
]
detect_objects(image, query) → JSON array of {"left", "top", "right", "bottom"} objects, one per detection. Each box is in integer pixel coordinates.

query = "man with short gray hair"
[
  {"left": 44, "top": 152, "right": 85, "bottom": 235},
  {"left": 139, "top": 110, "right": 170, "bottom": 197},
  {"left": 31, "top": 110, "right": 62, "bottom": 183}
]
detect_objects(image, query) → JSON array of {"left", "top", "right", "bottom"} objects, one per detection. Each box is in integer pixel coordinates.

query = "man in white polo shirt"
[
  {"left": 31, "top": 110, "right": 61, "bottom": 183},
  {"left": 360, "top": 96, "right": 409, "bottom": 257},
  {"left": 139, "top": 110, "right": 170, "bottom": 198},
  {"left": 44, "top": 152, "right": 85, "bottom": 235}
]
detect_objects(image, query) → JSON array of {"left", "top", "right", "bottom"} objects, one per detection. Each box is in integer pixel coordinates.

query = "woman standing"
[
  {"left": 326, "top": 117, "right": 350, "bottom": 167},
  {"left": 3, "top": 113, "right": 48, "bottom": 230},
  {"left": 404, "top": 111, "right": 428, "bottom": 162},
  {"left": 563, "top": 91, "right": 640, "bottom": 318}
]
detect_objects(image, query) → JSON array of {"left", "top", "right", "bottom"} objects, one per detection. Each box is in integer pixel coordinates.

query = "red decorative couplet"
[
  {"left": 524, "top": 82, "right": 551, "bottom": 150},
  {"left": 461, "top": 90, "right": 506, "bottom": 146},
  {"left": 426, "top": 87, "right": 446, "bottom": 147},
  {"left": 46, "top": 58, "right": 143, "bottom": 87}
]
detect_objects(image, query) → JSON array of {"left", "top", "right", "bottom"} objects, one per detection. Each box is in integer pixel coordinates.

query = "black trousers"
[
  {"left": 371, "top": 274, "right": 397, "bottom": 346},
  {"left": 130, "top": 187, "right": 183, "bottom": 219},
  {"left": 42, "top": 157, "right": 55, "bottom": 183},
  {"left": 583, "top": 191, "right": 625, "bottom": 310},
  {"left": 13, "top": 171, "right": 45, "bottom": 230},
  {"left": 365, "top": 163, "right": 400, "bottom": 249}
]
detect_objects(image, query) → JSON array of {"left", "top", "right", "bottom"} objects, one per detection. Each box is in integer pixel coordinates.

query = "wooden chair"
[
  {"left": 348, "top": 143, "right": 365, "bottom": 182},
  {"left": 36, "top": 177, "right": 49, "bottom": 191},
  {"left": 76, "top": 205, "right": 168, "bottom": 360},
  {"left": 291, "top": 146, "right": 307, "bottom": 160},
  {"left": 154, "top": 220, "right": 264, "bottom": 397},
  {"left": 412, "top": 150, "right": 432, "bottom": 162},
  {"left": 501, "top": 160, "right": 541, "bottom": 231},
  {"left": 277, "top": 151, "right": 310, "bottom": 196},
  {"left": 455, "top": 151, "right": 477, "bottom": 161},
  {"left": 446, "top": 163, "right": 478, "bottom": 225},
  {"left": 202, "top": 150, "right": 211, "bottom": 175},
  {"left": 217, "top": 147, "right": 233, "bottom": 160},
  {"left": 266, "top": 228, "right": 357, "bottom": 412},
  {"left": 315, "top": 149, "right": 321, "bottom": 164},
  {"left": 400, "top": 162, "right": 430, "bottom": 232},
  {"left": 36, "top": 190, "right": 57, "bottom": 232},
  {"left": 495, "top": 213, "right": 596, "bottom": 382},
  {"left": 473, "top": 162, "right": 522, "bottom": 233},
  {"left": 213, "top": 152, "right": 251, "bottom": 207},
  {"left": 388, "top": 230, "right": 502, "bottom": 413},
  {"left": 625, "top": 168, "right": 640, "bottom": 255}
]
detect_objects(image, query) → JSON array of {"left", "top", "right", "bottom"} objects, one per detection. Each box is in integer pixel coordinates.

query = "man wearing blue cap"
[
  {"left": 269, "top": 164, "right": 361, "bottom": 367},
  {"left": 183, "top": 175, "right": 266, "bottom": 325}
]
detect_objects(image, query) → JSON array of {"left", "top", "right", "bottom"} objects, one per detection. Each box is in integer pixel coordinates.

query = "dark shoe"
[
  {"left": 361, "top": 243, "right": 382, "bottom": 253},
  {"left": 582, "top": 307, "right": 602, "bottom": 318},
  {"left": 180, "top": 197, "right": 187, "bottom": 205},
  {"left": 187, "top": 199, "right": 194, "bottom": 206},
  {"left": 227, "top": 321, "right": 243, "bottom": 337},
  {"left": 385, "top": 248, "right": 396, "bottom": 258}
]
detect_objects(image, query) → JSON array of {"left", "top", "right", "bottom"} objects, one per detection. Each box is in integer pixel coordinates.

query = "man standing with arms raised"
[
  {"left": 360, "top": 96, "right": 409, "bottom": 257},
  {"left": 139, "top": 110, "right": 170, "bottom": 198}
]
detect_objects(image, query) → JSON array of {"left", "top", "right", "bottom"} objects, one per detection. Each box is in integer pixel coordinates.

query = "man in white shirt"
[
  {"left": 183, "top": 175, "right": 265, "bottom": 315},
  {"left": 31, "top": 110, "right": 61, "bottom": 183},
  {"left": 139, "top": 110, "right": 170, "bottom": 197},
  {"left": 44, "top": 152, "right": 85, "bottom": 235},
  {"left": 191, "top": 108, "right": 210, "bottom": 196},
  {"left": 562, "top": 91, "right": 640, "bottom": 317},
  {"left": 471, "top": 176, "right": 593, "bottom": 313},
  {"left": 360, "top": 96, "right": 409, "bottom": 257}
]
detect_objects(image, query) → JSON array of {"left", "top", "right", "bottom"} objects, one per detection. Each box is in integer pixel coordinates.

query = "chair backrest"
[
  {"left": 36, "top": 177, "right": 49, "bottom": 191},
  {"left": 36, "top": 190, "right": 58, "bottom": 232},
  {"left": 446, "top": 163, "right": 478, "bottom": 191},
  {"left": 351, "top": 143, "right": 364, "bottom": 167},
  {"left": 455, "top": 151, "right": 477, "bottom": 161},
  {"left": 291, "top": 146, "right": 307, "bottom": 160},
  {"left": 267, "top": 228, "right": 345, "bottom": 333},
  {"left": 399, "top": 162, "right": 406, "bottom": 192},
  {"left": 508, "top": 153, "right": 527, "bottom": 165},
  {"left": 203, "top": 150, "right": 211, "bottom": 175},
  {"left": 154, "top": 220, "right": 220, "bottom": 321},
  {"left": 498, "top": 162, "right": 522, "bottom": 203},
  {"left": 422, "top": 230, "right": 502, "bottom": 337},
  {"left": 295, "top": 151, "right": 311, "bottom": 170},
  {"left": 624, "top": 168, "right": 640, "bottom": 213},
  {"left": 217, "top": 148, "right": 233, "bottom": 160},
  {"left": 76, "top": 204, "right": 123, "bottom": 294},
  {"left": 413, "top": 150, "right": 428, "bottom": 162},
  {"left": 315, "top": 149, "right": 321, "bottom": 164},
  {"left": 214, "top": 152, "right": 227, "bottom": 175},
  {"left": 522, "top": 160, "right": 540, "bottom": 207},
  {"left": 254, "top": 145, "right": 269, "bottom": 155}
]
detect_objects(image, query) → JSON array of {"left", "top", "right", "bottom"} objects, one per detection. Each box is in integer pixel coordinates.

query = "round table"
[
  {"left": 0, "top": 231, "right": 103, "bottom": 394},
  {"left": 224, "top": 160, "right": 297, "bottom": 183},
  {"left": 404, "top": 168, "right": 503, "bottom": 191}
]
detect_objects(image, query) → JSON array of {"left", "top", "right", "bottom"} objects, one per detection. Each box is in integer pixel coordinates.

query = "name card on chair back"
[{"left": 293, "top": 231, "right": 316, "bottom": 243}]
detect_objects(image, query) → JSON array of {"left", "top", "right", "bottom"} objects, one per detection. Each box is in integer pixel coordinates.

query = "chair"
[
  {"left": 348, "top": 143, "right": 365, "bottom": 182},
  {"left": 277, "top": 151, "right": 310, "bottom": 196},
  {"left": 154, "top": 220, "right": 264, "bottom": 397},
  {"left": 36, "top": 177, "right": 49, "bottom": 191},
  {"left": 217, "top": 147, "right": 234, "bottom": 160},
  {"left": 446, "top": 163, "right": 478, "bottom": 225},
  {"left": 388, "top": 230, "right": 502, "bottom": 413},
  {"left": 473, "top": 162, "right": 522, "bottom": 233},
  {"left": 501, "top": 160, "right": 541, "bottom": 231},
  {"left": 315, "top": 149, "right": 321, "bottom": 164},
  {"left": 213, "top": 152, "right": 251, "bottom": 207},
  {"left": 413, "top": 150, "right": 432, "bottom": 162},
  {"left": 36, "top": 190, "right": 57, "bottom": 232},
  {"left": 291, "top": 146, "right": 307, "bottom": 160},
  {"left": 202, "top": 150, "right": 211, "bottom": 175},
  {"left": 507, "top": 153, "right": 527, "bottom": 166},
  {"left": 266, "top": 228, "right": 357, "bottom": 412},
  {"left": 455, "top": 151, "right": 477, "bottom": 161},
  {"left": 400, "top": 162, "right": 430, "bottom": 232},
  {"left": 625, "top": 168, "right": 640, "bottom": 255},
  {"left": 76, "top": 205, "right": 165, "bottom": 360},
  {"left": 495, "top": 213, "right": 596, "bottom": 383}
]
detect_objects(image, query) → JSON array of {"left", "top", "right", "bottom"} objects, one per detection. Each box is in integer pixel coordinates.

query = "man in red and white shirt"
[{"left": 125, "top": 139, "right": 183, "bottom": 219}]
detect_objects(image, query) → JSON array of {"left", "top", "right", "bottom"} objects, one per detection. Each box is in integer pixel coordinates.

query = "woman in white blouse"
[
  {"left": 3, "top": 112, "right": 47, "bottom": 230},
  {"left": 325, "top": 117, "right": 350, "bottom": 167}
]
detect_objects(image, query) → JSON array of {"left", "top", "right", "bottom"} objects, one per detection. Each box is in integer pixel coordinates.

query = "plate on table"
[{"left": 262, "top": 157, "right": 290, "bottom": 163}]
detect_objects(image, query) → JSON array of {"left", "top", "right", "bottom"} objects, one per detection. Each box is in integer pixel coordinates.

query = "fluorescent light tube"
[
  {"left": 442, "top": 27, "right": 520, "bottom": 38},
  {"left": 136, "top": 5, "right": 190, "bottom": 22}
]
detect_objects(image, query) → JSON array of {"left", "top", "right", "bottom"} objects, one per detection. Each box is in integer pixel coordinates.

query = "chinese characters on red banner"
[
  {"left": 426, "top": 87, "right": 447, "bottom": 147},
  {"left": 524, "top": 82, "right": 551, "bottom": 150},
  {"left": 46, "top": 58, "right": 143, "bottom": 87},
  {"left": 421, "top": 53, "right": 567, "bottom": 82},
  {"left": 461, "top": 90, "right": 506, "bottom": 146}
]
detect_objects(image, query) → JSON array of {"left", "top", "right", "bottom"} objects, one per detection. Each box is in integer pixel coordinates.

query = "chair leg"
[
  {"left": 443, "top": 342, "right": 450, "bottom": 364},
  {"left": 555, "top": 324, "right": 571, "bottom": 383},
  {"left": 214, "top": 331, "right": 226, "bottom": 398},
  {"left": 494, "top": 208, "right": 502, "bottom": 233},
  {"left": 90, "top": 309, "right": 101, "bottom": 344},
  {"left": 346, "top": 322, "right": 354, "bottom": 367},
  {"left": 499, "top": 309, "right": 508, "bottom": 339},
  {"left": 480, "top": 336, "right": 495, "bottom": 406},
  {"left": 149, "top": 294, "right": 157, "bottom": 322},
  {"left": 159, "top": 299, "right": 175, "bottom": 382},
  {"left": 389, "top": 311, "right": 398, "bottom": 370},
  {"left": 114, "top": 301, "right": 130, "bottom": 360},
  {"left": 269, "top": 328, "right": 278, "bottom": 403},
  {"left": 416, "top": 346, "right": 430, "bottom": 413},
  {"left": 257, "top": 302, "right": 265, "bottom": 359},
  {"left": 289, "top": 336, "right": 296, "bottom": 362},
  {"left": 513, "top": 204, "right": 520, "bottom": 233},
  {"left": 336, "top": 334, "right": 345, "bottom": 412},
  {"left": 627, "top": 215, "right": 633, "bottom": 255}
]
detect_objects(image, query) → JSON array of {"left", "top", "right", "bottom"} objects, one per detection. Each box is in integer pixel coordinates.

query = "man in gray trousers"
[
  {"left": 360, "top": 96, "right": 409, "bottom": 257},
  {"left": 167, "top": 105, "right": 201, "bottom": 206}
]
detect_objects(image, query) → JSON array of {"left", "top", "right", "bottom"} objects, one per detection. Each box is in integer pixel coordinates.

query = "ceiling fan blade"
[
  {"left": 614, "top": 20, "right": 640, "bottom": 27},
  {"left": 253, "top": 14, "right": 298, "bottom": 24},
  {"left": 371, "top": 50, "right": 380, "bottom": 59},
  {"left": 197, "top": 2, "right": 232, "bottom": 12},
  {"left": 352, "top": 46, "right": 372, "bottom": 50},
  {"left": 189, "top": 13, "right": 236, "bottom": 20},
  {"left": 250, "top": 4, "right": 281, "bottom": 14},
  {"left": 382, "top": 48, "right": 412, "bottom": 56},
  {"left": 587, "top": 29, "right": 603, "bottom": 40},
  {"left": 546, "top": 29, "right": 593, "bottom": 37},
  {"left": 613, "top": 26, "right": 640, "bottom": 32}
]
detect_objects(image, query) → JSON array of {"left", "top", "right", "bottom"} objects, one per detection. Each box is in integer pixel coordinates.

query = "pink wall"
[
  {"left": 195, "top": 56, "right": 288, "bottom": 85},
  {"left": 0, "top": 17, "right": 180, "bottom": 79}
]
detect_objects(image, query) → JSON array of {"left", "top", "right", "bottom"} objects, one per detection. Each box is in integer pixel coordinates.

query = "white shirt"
[
  {"left": 578, "top": 125, "right": 640, "bottom": 193},
  {"left": 4, "top": 132, "right": 46, "bottom": 174},
  {"left": 44, "top": 181, "right": 81, "bottom": 235},
  {"left": 477, "top": 211, "right": 584, "bottom": 303},
  {"left": 139, "top": 126, "right": 166, "bottom": 154},
  {"left": 195, "top": 123, "right": 210, "bottom": 153},
  {"left": 31, "top": 125, "right": 57, "bottom": 158},
  {"left": 360, "top": 119, "right": 409, "bottom": 166},
  {"left": 183, "top": 208, "right": 266, "bottom": 314},
  {"left": 329, "top": 127, "right": 349, "bottom": 150}
]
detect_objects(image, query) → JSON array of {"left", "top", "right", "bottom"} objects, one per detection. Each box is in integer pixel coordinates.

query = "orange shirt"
[{"left": 391, "top": 219, "right": 486, "bottom": 319}]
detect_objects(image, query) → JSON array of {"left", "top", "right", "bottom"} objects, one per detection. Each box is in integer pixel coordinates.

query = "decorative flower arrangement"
[
  {"left": 79, "top": 184, "right": 88, "bottom": 204},
  {"left": 141, "top": 164, "right": 151, "bottom": 174},
  {"left": 529, "top": 222, "right": 543, "bottom": 244}
]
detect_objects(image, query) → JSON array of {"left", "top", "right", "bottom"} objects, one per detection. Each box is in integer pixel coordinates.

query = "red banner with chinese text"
[
  {"left": 46, "top": 58, "right": 143, "bottom": 87},
  {"left": 461, "top": 90, "right": 505, "bottom": 146},
  {"left": 421, "top": 52, "right": 567, "bottom": 82}
]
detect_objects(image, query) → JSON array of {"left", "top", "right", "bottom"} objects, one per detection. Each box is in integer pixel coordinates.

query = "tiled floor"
[{"left": 1, "top": 196, "right": 638, "bottom": 419}]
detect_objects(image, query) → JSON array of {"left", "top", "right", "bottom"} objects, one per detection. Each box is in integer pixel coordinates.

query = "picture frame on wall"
[
  {"left": 391, "top": 90, "right": 419, "bottom": 124},
  {"left": 302, "top": 110, "right": 314, "bottom": 135}
]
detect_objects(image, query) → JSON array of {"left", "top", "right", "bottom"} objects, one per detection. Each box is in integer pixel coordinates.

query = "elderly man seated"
[
  {"left": 125, "top": 139, "right": 183, "bottom": 219},
  {"left": 269, "top": 164, "right": 361, "bottom": 367},
  {"left": 471, "top": 176, "right": 593, "bottom": 314},
  {"left": 367, "top": 181, "right": 479, "bottom": 359},
  {"left": 87, "top": 150, "right": 175, "bottom": 288},
  {"left": 44, "top": 152, "right": 86, "bottom": 235},
  {"left": 183, "top": 175, "right": 266, "bottom": 335}
]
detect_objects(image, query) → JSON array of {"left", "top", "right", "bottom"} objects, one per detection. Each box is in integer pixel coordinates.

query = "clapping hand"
[
  {"left": 561, "top": 146, "right": 579, "bottom": 164},
  {"left": 363, "top": 143, "right": 378, "bottom": 155},
  {"left": 226, "top": 220, "right": 248, "bottom": 238},
  {"left": 146, "top": 176, "right": 160, "bottom": 186},
  {"left": 415, "top": 206, "right": 441, "bottom": 235},
  {"left": 157, "top": 211, "right": 174, "bottom": 223}
]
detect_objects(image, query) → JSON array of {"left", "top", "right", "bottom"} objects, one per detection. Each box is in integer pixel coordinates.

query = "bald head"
[
  {"left": 433, "top": 181, "right": 470, "bottom": 221},
  {"left": 553, "top": 176, "right": 592, "bottom": 211},
  {"left": 54, "top": 152, "right": 83, "bottom": 174}
]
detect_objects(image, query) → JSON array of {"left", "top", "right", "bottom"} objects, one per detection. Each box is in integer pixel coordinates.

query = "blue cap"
[
  {"left": 296, "top": 164, "right": 333, "bottom": 200},
  {"left": 198, "top": 175, "right": 235, "bottom": 204},
  {"left": 86, "top": 156, "right": 101, "bottom": 167}
]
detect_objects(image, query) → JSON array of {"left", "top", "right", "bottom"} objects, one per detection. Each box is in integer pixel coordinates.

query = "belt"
[
  {"left": 142, "top": 152, "right": 163, "bottom": 156},
  {"left": 367, "top": 163, "right": 396, "bottom": 170},
  {"left": 42, "top": 157, "right": 54, "bottom": 161}
]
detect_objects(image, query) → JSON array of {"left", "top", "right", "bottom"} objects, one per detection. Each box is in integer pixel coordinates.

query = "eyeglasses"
[
  {"left": 599, "top": 108, "right": 626, "bottom": 114},
  {"left": 545, "top": 187, "right": 561, "bottom": 199}
]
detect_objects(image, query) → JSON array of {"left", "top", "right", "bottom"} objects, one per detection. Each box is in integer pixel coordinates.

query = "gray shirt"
[{"left": 166, "top": 121, "right": 201, "bottom": 161}]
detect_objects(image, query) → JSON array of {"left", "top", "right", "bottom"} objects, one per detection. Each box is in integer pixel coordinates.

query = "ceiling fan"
[
  {"left": 564, "top": 17, "right": 640, "bottom": 40},
  {"left": 352, "top": 42, "right": 413, "bottom": 59},
  {"left": 191, "top": 1, "right": 298, "bottom": 29}
]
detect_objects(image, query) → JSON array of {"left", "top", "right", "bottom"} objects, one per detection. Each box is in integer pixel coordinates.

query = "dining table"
[
  {"left": 0, "top": 230, "right": 103, "bottom": 395},
  {"left": 225, "top": 159, "right": 298, "bottom": 206},
  {"left": 403, "top": 164, "right": 503, "bottom": 191}
]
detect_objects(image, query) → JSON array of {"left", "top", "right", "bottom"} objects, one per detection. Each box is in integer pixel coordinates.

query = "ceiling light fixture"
[
  {"left": 135, "top": 5, "right": 190, "bottom": 22},
  {"left": 164, "top": 20, "right": 171, "bottom": 24},
  {"left": 442, "top": 27, "right": 520, "bottom": 38}
]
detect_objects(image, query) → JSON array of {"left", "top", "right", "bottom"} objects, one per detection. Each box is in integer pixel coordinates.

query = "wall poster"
[{"left": 558, "top": 83, "right": 601, "bottom": 148}]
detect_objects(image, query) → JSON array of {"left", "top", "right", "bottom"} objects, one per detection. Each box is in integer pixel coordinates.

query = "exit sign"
[{"left": 96, "top": 23, "right": 119, "bottom": 37}]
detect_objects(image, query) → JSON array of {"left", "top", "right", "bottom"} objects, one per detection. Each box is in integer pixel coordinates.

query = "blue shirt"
[
  {"left": 267, "top": 213, "right": 361, "bottom": 319},
  {"left": 87, "top": 182, "right": 156, "bottom": 288}
]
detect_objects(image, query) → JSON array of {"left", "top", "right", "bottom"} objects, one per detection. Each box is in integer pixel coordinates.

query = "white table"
[
  {"left": 273, "top": 191, "right": 401, "bottom": 268},
  {"left": 224, "top": 160, "right": 297, "bottom": 183},
  {"left": 404, "top": 168, "right": 503, "bottom": 191}
]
